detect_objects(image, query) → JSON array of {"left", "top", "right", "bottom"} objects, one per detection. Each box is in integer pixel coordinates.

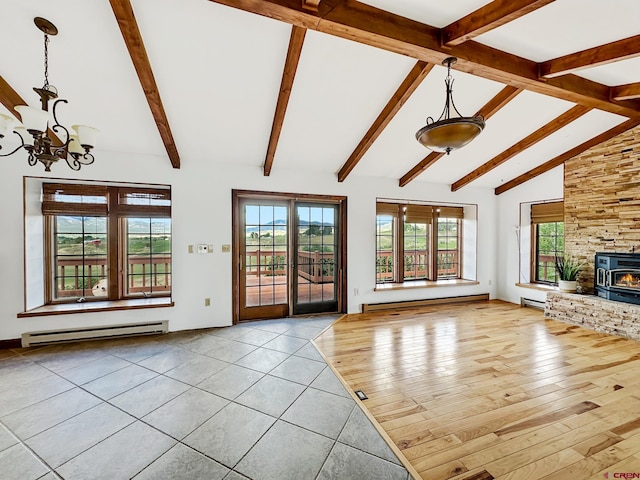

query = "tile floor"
[{"left": 0, "top": 315, "right": 410, "bottom": 480}]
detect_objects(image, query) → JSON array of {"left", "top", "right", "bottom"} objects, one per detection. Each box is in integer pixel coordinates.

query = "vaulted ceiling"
[{"left": 2, "top": 0, "right": 639, "bottom": 194}]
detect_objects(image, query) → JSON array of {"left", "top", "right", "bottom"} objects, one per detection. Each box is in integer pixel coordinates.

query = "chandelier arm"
[
  {"left": 66, "top": 152, "right": 94, "bottom": 171},
  {"left": 27, "top": 151, "right": 37, "bottom": 166},
  {"left": 51, "top": 99, "right": 71, "bottom": 143},
  {"left": 78, "top": 152, "right": 95, "bottom": 165},
  {"left": 0, "top": 131, "right": 26, "bottom": 157},
  {"left": 65, "top": 155, "right": 82, "bottom": 171}
]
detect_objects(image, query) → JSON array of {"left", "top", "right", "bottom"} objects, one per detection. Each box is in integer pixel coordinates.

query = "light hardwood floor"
[{"left": 314, "top": 300, "right": 640, "bottom": 480}]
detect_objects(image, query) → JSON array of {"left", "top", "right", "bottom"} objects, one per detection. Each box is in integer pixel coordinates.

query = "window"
[
  {"left": 376, "top": 202, "right": 463, "bottom": 284},
  {"left": 531, "top": 201, "right": 564, "bottom": 285},
  {"left": 42, "top": 183, "right": 171, "bottom": 303}
]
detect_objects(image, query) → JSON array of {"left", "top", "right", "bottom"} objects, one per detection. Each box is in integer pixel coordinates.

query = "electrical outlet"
[
  {"left": 221, "top": 244, "right": 230, "bottom": 253},
  {"left": 204, "top": 298, "right": 211, "bottom": 306},
  {"left": 208, "top": 245, "right": 214, "bottom": 253}
]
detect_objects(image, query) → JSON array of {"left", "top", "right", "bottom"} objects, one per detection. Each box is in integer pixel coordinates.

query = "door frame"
[{"left": 232, "top": 189, "right": 347, "bottom": 324}]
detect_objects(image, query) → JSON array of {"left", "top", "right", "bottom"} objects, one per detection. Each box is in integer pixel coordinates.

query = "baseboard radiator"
[
  {"left": 520, "top": 297, "right": 546, "bottom": 310},
  {"left": 362, "top": 293, "right": 489, "bottom": 313},
  {"left": 21, "top": 320, "right": 168, "bottom": 347}
]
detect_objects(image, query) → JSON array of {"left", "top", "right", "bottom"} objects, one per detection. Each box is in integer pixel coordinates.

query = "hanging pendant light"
[
  {"left": 0, "top": 17, "right": 98, "bottom": 172},
  {"left": 415, "top": 57, "right": 484, "bottom": 155}
]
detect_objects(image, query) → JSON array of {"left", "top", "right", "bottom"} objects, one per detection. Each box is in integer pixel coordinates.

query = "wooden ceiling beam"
[
  {"left": 399, "top": 151, "right": 444, "bottom": 188},
  {"left": 451, "top": 104, "right": 591, "bottom": 191},
  {"left": 264, "top": 25, "right": 306, "bottom": 176},
  {"left": 399, "top": 85, "right": 522, "bottom": 187},
  {"left": 0, "top": 76, "right": 26, "bottom": 117},
  {"left": 611, "top": 82, "right": 640, "bottom": 101},
  {"left": 0, "top": 76, "right": 62, "bottom": 148},
  {"left": 110, "top": 0, "right": 181, "bottom": 168},
  {"left": 539, "top": 34, "right": 640, "bottom": 79},
  {"left": 301, "top": 0, "right": 321, "bottom": 12},
  {"left": 207, "top": 0, "right": 640, "bottom": 119},
  {"left": 442, "top": 0, "right": 554, "bottom": 47},
  {"left": 494, "top": 118, "right": 640, "bottom": 195},
  {"left": 337, "top": 61, "right": 434, "bottom": 182}
]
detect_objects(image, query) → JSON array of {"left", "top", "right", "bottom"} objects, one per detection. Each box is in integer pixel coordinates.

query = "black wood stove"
[{"left": 595, "top": 252, "right": 640, "bottom": 305}]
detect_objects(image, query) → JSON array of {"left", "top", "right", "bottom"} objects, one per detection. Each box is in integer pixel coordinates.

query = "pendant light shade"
[{"left": 416, "top": 57, "right": 485, "bottom": 155}]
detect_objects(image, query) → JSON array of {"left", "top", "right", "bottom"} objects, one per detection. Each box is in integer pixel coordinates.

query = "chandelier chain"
[{"left": 43, "top": 32, "right": 49, "bottom": 89}]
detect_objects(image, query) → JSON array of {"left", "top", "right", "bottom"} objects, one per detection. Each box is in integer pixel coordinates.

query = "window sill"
[
  {"left": 375, "top": 279, "right": 479, "bottom": 291},
  {"left": 18, "top": 297, "right": 174, "bottom": 318},
  {"left": 515, "top": 283, "right": 558, "bottom": 292}
]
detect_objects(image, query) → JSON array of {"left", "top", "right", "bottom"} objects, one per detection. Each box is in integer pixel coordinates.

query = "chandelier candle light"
[
  {"left": 415, "top": 57, "right": 484, "bottom": 154},
  {"left": 0, "top": 17, "right": 98, "bottom": 172}
]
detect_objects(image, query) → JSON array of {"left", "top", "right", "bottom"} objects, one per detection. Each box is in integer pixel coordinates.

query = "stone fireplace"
[
  {"left": 563, "top": 125, "right": 640, "bottom": 294},
  {"left": 543, "top": 126, "right": 640, "bottom": 341}
]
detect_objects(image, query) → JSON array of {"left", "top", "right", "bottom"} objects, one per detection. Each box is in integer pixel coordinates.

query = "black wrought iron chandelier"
[
  {"left": 415, "top": 57, "right": 484, "bottom": 155},
  {"left": 0, "top": 17, "right": 98, "bottom": 172}
]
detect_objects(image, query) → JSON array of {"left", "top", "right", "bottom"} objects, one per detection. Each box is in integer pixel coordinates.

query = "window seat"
[{"left": 18, "top": 297, "right": 174, "bottom": 318}]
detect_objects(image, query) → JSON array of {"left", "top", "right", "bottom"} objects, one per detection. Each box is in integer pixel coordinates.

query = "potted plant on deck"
[{"left": 555, "top": 255, "right": 585, "bottom": 293}]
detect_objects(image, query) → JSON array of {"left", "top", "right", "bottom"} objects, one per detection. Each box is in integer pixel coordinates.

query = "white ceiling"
[{"left": 1, "top": 0, "right": 638, "bottom": 192}]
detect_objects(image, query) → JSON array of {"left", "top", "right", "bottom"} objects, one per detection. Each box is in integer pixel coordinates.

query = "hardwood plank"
[
  {"left": 314, "top": 301, "right": 640, "bottom": 478},
  {"left": 496, "top": 448, "right": 584, "bottom": 480},
  {"left": 419, "top": 459, "right": 469, "bottom": 480},
  {"left": 572, "top": 432, "right": 624, "bottom": 458},
  {"left": 264, "top": 25, "right": 306, "bottom": 176}
]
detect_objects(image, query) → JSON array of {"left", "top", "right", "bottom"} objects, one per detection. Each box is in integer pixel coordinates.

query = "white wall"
[
  {"left": 495, "top": 166, "right": 564, "bottom": 304},
  {"left": 0, "top": 149, "right": 499, "bottom": 341}
]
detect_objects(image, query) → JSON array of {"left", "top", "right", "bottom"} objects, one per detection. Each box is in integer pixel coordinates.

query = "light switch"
[
  {"left": 197, "top": 244, "right": 209, "bottom": 254},
  {"left": 221, "top": 244, "right": 231, "bottom": 253}
]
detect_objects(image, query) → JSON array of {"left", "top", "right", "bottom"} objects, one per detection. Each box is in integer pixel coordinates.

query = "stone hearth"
[{"left": 545, "top": 291, "right": 640, "bottom": 342}]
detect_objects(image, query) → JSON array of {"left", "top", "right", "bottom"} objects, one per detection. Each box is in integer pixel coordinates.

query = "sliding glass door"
[{"left": 234, "top": 192, "right": 345, "bottom": 322}]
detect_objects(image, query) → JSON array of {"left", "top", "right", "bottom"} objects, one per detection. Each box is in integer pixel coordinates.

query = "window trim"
[
  {"left": 376, "top": 201, "right": 465, "bottom": 286},
  {"left": 41, "top": 181, "right": 172, "bottom": 305},
  {"left": 530, "top": 201, "right": 564, "bottom": 286}
]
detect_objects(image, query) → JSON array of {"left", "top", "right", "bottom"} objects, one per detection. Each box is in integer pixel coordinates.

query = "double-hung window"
[
  {"left": 531, "top": 201, "right": 564, "bottom": 285},
  {"left": 42, "top": 183, "right": 171, "bottom": 303},
  {"left": 376, "top": 202, "right": 463, "bottom": 285}
]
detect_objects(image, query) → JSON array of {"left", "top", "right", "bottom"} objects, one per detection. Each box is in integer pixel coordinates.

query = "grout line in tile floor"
[{"left": 0, "top": 316, "right": 411, "bottom": 480}]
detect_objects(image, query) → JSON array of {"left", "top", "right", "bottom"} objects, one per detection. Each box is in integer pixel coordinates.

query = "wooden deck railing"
[
  {"left": 376, "top": 249, "right": 459, "bottom": 281},
  {"left": 245, "top": 250, "right": 334, "bottom": 284},
  {"left": 538, "top": 253, "right": 559, "bottom": 282},
  {"left": 56, "top": 255, "right": 171, "bottom": 297}
]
